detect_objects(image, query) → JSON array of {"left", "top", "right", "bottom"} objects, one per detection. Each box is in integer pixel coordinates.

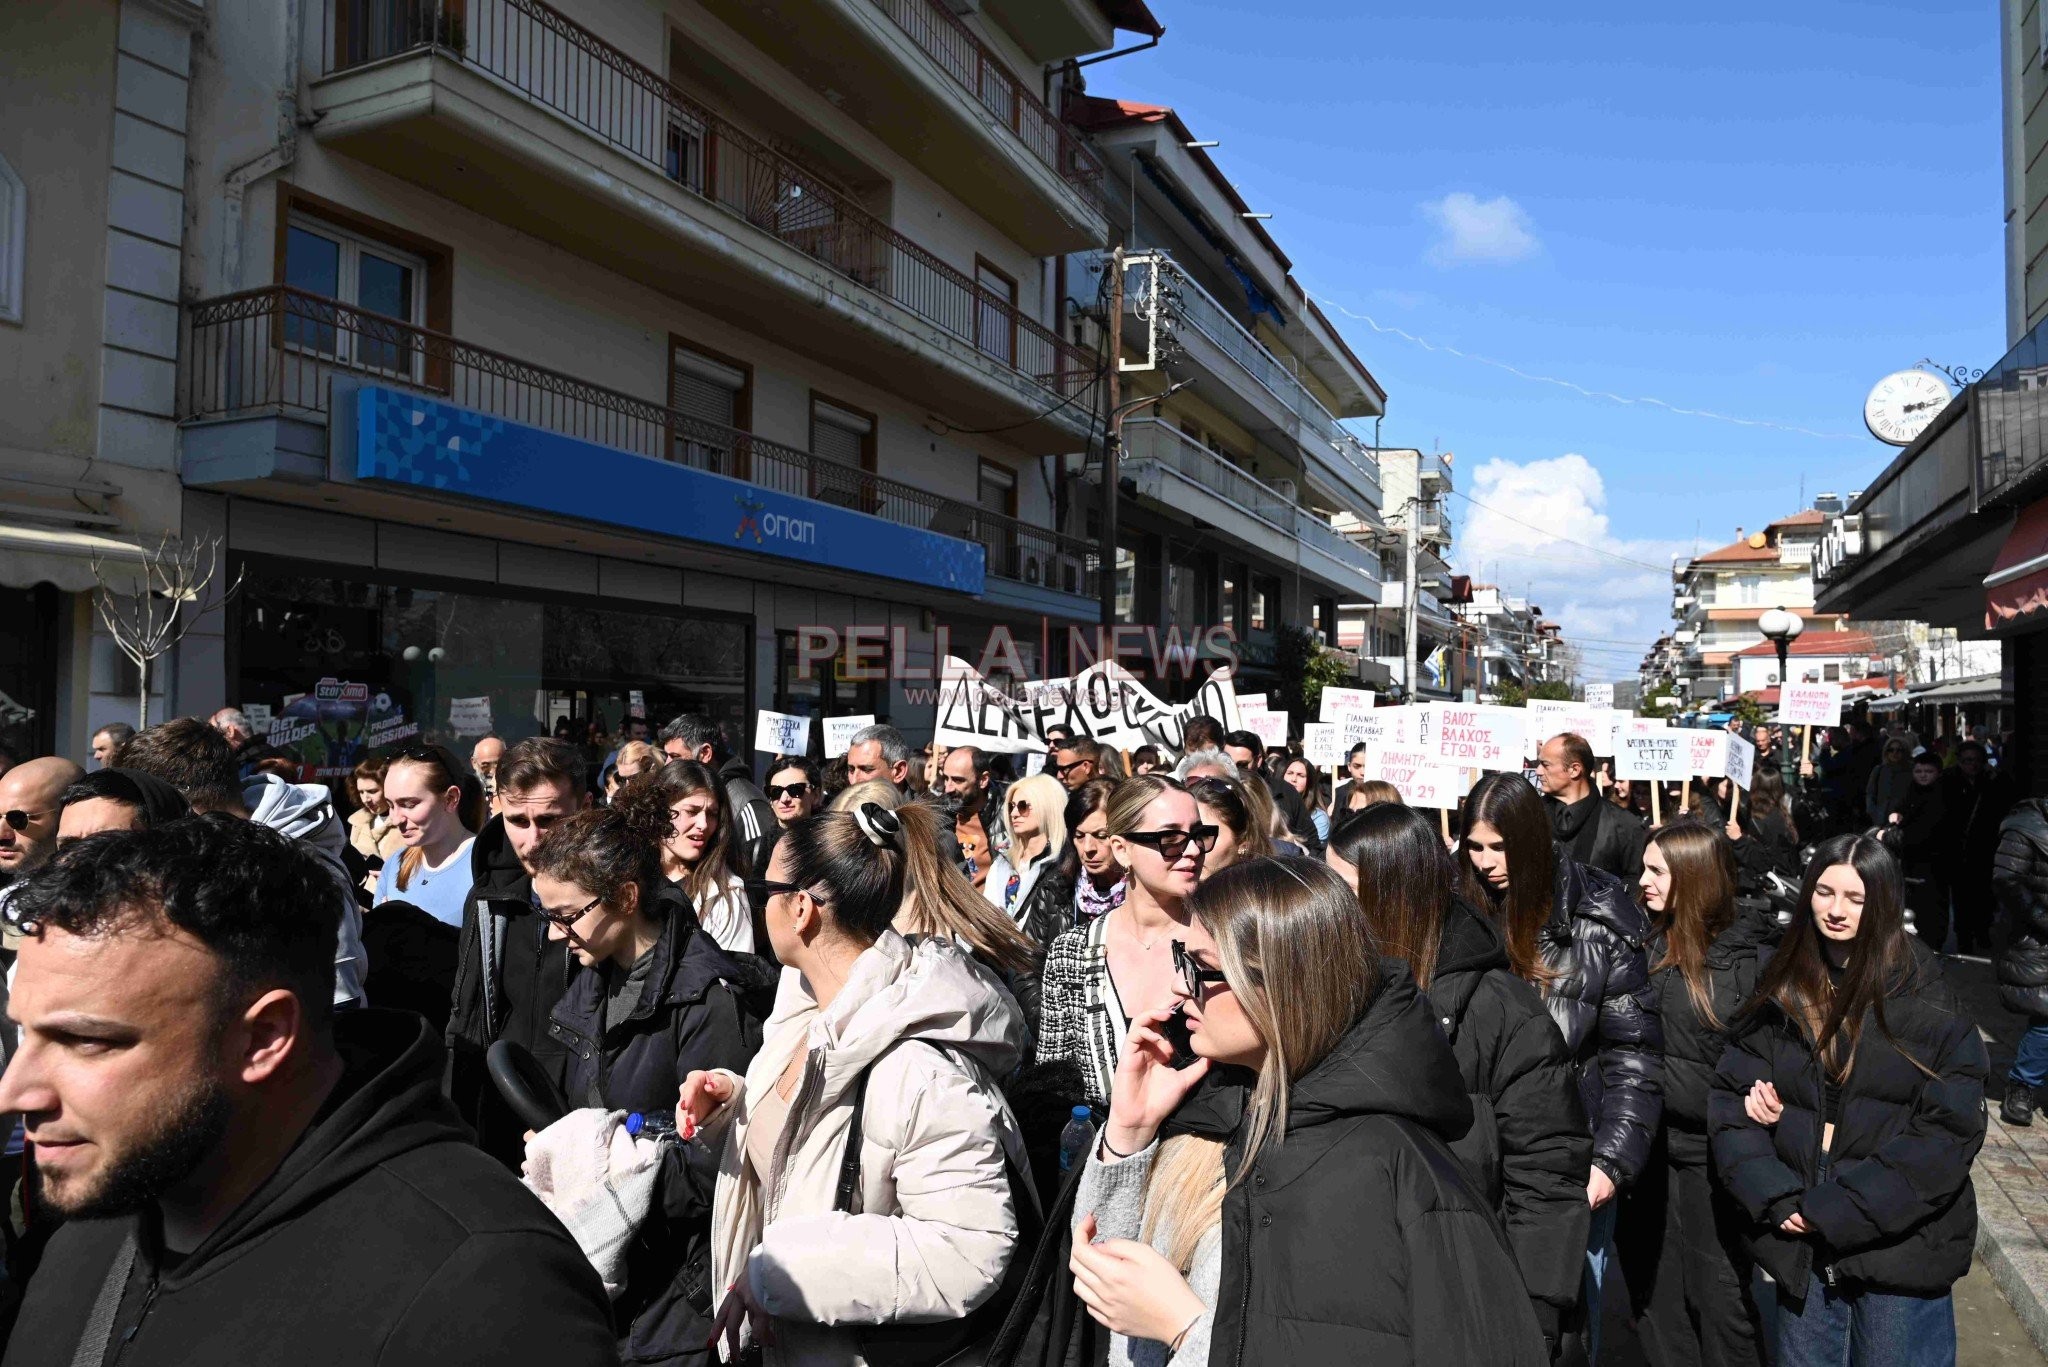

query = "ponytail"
[
  {"left": 892, "top": 802, "right": 1038, "bottom": 975},
  {"left": 386, "top": 745, "right": 484, "bottom": 891}
]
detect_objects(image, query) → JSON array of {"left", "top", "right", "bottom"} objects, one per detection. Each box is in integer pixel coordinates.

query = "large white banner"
[{"left": 934, "top": 657, "right": 1242, "bottom": 756}]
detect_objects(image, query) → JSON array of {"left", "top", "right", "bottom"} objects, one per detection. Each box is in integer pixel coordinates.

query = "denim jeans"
[
  {"left": 1585, "top": 1198, "right": 1619, "bottom": 1364},
  {"left": 1774, "top": 1270, "right": 1954, "bottom": 1367},
  {"left": 2012, "top": 1018, "right": 2048, "bottom": 1092}
]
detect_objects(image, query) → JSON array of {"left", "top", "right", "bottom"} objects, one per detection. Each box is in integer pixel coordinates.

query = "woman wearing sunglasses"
[
  {"left": 1038, "top": 775, "right": 1215, "bottom": 1108},
  {"left": 1069, "top": 857, "right": 1547, "bottom": 1367},
  {"left": 676, "top": 803, "right": 1035, "bottom": 1366},
  {"left": 984, "top": 772, "right": 1073, "bottom": 950},
  {"left": 764, "top": 755, "right": 821, "bottom": 829},
  {"left": 526, "top": 784, "right": 761, "bottom": 1366},
  {"left": 1187, "top": 773, "right": 1274, "bottom": 879}
]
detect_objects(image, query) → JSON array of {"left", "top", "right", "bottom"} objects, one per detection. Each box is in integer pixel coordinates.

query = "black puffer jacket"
[
  {"left": 547, "top": 884, "right": 763, "bottom": 1365},
  {"left": 446, "top": 815, "right": 577, "bottom": 1168},
  {"left": 1536, "top": 857, "right": 1663, "bottom": 1186},
  {"left": 1424, "top": 899, "right": 1592, "bottom": 1330},
  {"left": 1991, "top": 800, "right": 2048, "bottom": 1018},
  {"left": 1167, "top": 964, "right": 1548, "bottom": 1367},
  {"left": 1548, "top": 792, "right": 1648, "bottom": 881},
  {"left": 1645, "top": 908, "right": 1775, "bottom": 1167},
  {"left": 1708, "top": 937, "right": 1986, "bottom": 1297}
]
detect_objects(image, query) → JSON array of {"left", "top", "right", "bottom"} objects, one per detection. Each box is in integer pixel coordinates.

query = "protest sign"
[
  {"left": 1426, "top": 703, "right": 1527, "bottom": 771},
  {"left": 448, "top": 696, "right": 494, "bottom": 738},
  {"left": 1619, "top": 717, "right": 1670, "bottom": 740},
  {"left": 1584, "top": 683, "right": 1615, "bottom": 709},
  {"left": 1616, "top": 731, "right": 1687, "bottom": 781},
  {"left": 1778, "top": 682, "right": 1843, "bottom": 728},
  {"left": 1725, "top": 731, "right": 1757, "bottom": 790},
  {"left": 627, "top": 689, "right": 646, "bottom": 720},
  {"left": 1524, "top": 701, "right": 1616, "bottom": 758},
  {"left": 934, "top": 657, "right": 1240, "bottom": 755},
  {"left": 1301, "top": 722, "right": 1342, "bottom": 768},
  {"left": 1683, "top": 730, "right": 1730, "bottom": 778},
  {"left": 754, "top": 709, "right": 811, "bottom": 756},
  {"left": 1235, "top": 692, "right": 1270, "bottom": 716},
  {"left": 1363, "top": 744, "right": 1470, "bottom": 809},
  {"left": 1318, "top": 687, "right": 1377, "bottom": 726},
  {"left": 1344, "top": 705, "right": 1418, "bottom": 750},
  {"left": 822, "top": 714, "right": 874, "bottom": 759},
  {"left": 243, "top": 702, "right": 273, "bottom": 736},
  {"left": 1247, "top": 712, "right": 1290, "bottom": 749}
]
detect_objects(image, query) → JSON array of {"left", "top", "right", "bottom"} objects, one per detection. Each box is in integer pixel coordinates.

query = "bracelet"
[
  {"left": 1167, "top": 1312, "right": 1201, "bottom": 1356},
  {"left": 1099, "top": 1132, "right": 1142, "bottom": 1160}
]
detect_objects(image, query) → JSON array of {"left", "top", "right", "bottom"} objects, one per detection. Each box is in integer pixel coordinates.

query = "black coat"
[
  {"left": 446, "top": 815, "right": 578, "bottom": 1168},
  {"left": 718, "top": 756, "right": 778, "bottom": 877},
  {"left": 1423, "top": 899, "right": 1592, "bottom": 1330},
  {"left": 1536, "top": 858, "right": 1664, "bottom": 1186},
  {"left": 1013, "top": 863, "right": 1075, "bottom": 954},
  {"left": 1547, "top": 792, "right": 1648, "bottom": 881},
  {"left": 1645, "top": 909, "right": 1775, "bottom": 1168},
  {"left": 1991, "top": 800, "right": 2048, "bottom": 1018},
  {"left": 1708, "top": 938, "right": 1987, "bottom": 1297},
  {"left": 1170, "top": 964, "right": 1549, "bottom": 1367},
  {"left": 0, "top": 1012, "right": 618, "bottom": 1367},
  {"left": 547, "top": 884, "right": 762, "bottom": 1365}
]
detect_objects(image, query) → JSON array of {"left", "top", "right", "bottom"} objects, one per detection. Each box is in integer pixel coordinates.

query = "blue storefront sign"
[{"left": 353, "top": 386, "right": 985, "bottom": 594}]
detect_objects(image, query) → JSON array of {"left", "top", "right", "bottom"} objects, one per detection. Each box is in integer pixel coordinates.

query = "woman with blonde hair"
[
  {"left": 1069, "top": 856, "right": 1547, "bottom": 1366},
  {"left": 604, "top": 739, "right": 661, "bottom": 802},
  {"left": 985, "top": 771, "right": 1073, "bottom": 949}
]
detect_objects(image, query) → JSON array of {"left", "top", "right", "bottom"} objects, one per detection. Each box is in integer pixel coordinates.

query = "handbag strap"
[{"left": 832, "top": 1065, "right": 874, "bottom": 1214}]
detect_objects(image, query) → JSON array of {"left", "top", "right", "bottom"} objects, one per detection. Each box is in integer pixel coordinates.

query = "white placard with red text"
[
  {"left": 1246, "top": 711, "right": 1290, "bottom": 749},
  {"left": 1319, "top": 687, "right": 1377, "bottom": 726},
  {"left": 1683, "top": 730, "right": 1730, "bottom": 778},
  {"left": 1525, "top": 701, "right": 1618, "bottom": 758},
  {"left": 1235, "top": 692, "right": 1270, "bottom": 716},
  {"left": 1363, "top": 744, "right": 1471, "bottom": 809},
  {"left": 1777, "top": 682, "right": 1843, "bottom": 728},
  {"left": 1425, "top": 703, "right": 1528, "bottom": 771}
]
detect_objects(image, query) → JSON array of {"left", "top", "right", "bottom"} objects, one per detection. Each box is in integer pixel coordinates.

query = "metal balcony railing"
[
  {"left": 182, "top": 286, "right": 1096, "bottom": 595},
  {"left": 1121, "top": 419, "right": 1380, "bottom": 583},
  {"left": 866, "top": 0, "right": 1101, "bottom": 190},
  {"left": 320, "top": 0, "right": 1097, "bottom": 411}
]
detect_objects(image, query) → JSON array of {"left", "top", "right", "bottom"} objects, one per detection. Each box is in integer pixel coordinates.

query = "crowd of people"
[{"left": 0, "top": 699, "right": 2019, "bottom": 1367}]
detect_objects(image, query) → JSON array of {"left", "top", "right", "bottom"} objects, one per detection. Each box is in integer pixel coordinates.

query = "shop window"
[
  {"left": 283, "top": 217, "right": 427, "bottom": 379},
  {"left": 1114, "top": 542, "right": 1140, "bottom": 625},
  {"left": 974, "top": 257, "right": 1017, "bottom": 366},
  {"left": 1167, "top": 546, "right": 1209, "bottom": 625},
  {"left": 0, "top": 152, "right": 22, "bottom": 324},
  {"left": 809, "top": 395, "right": 876, "bottom": 510},
  {"left": 1251, "top": 576, "right": 1280, "bottom": 633},
  {"left": 1221, "top": 571, "right": 1240, "bottom": 634},
  {"left": 774, "top": 629, "right": 878, "bottom": 736},
  {"left": 669, "top": 340, "right": 751, "bottom": 477}
]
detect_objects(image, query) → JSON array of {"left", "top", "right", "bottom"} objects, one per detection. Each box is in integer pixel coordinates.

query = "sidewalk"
[{"left": 1940, "top": 954, "right": 2048, "bottom": 1357}]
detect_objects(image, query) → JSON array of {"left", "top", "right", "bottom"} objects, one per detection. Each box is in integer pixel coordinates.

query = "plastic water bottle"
[
  {"left": 1058, "top": 1106, "right": 1096, "bottom": 1173},
  {"left": 624, "top": 1110, "right": 678, "bottom": 1141}
]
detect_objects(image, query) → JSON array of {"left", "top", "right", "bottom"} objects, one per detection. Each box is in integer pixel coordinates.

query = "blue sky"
[{"left": 1102, "top": 1, "right": 2006, "bottom": 680}]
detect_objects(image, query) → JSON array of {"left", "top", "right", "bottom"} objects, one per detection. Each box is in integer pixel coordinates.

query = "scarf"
[{"left": 1074, "top": 873, "right": 1125, "bottom": 926}]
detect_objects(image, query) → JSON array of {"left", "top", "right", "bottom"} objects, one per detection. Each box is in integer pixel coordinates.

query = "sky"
[{"left": 1102, "top": 1, "right": 2008, "bottom": 683}]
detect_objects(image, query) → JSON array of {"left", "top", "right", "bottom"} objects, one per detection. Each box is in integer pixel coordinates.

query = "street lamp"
[{"left": 1758, "top": 607, "right": 1805, "bottom": 694}]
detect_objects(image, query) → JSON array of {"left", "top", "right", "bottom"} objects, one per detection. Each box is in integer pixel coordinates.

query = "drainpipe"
[{"left": 220, "top": 0, "right": 303, "bottom": 291}]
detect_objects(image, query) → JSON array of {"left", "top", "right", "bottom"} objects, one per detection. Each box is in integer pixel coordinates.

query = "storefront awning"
[
  {"left": 0, "top": 524, "right": 144, "bottom": 593},
  {"left": 1985, "top": 497, "right": 2048, "bottom": 630}
]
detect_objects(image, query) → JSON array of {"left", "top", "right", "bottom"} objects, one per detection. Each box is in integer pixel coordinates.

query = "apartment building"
[
  {"left": 1668, "top": 506, "right": 1843, "bottom": 702},
  {"left": 1059, "top": 96, "right": 1389, "bottom": 698},
  {"left": 1334, "top": 447, "right": 1453, "bottom": 698},
  {"left": 141, "top": 0, "right": 1152, "bottom": 767},
  {"left": 1450, "top": 584, "right": 1562, "bottom": 700},
  {"left": 0, "top": 0, "right": 205, "bottom": 760}
]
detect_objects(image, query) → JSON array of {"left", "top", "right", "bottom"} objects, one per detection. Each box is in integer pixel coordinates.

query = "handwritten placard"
[
  {"left": 822, "top": 714, "right": 874, "bottom": 759},
  {"left": 1778, "top": 682, "right": 1843, "bottom": 728},
  {"left": 1525, "top": 701, "right": 1616, "bottom": 758},
  {"left": 1301, "top": 722, "right": 1342, "bottom": 768},
  {"left": 1246, "top": 712, "right": 1290, "bottom": 749},
  {"left": 1344, "top": 705, "right": 1417, "bottom": 750},
  {"left": 1234, "top": 692, "right": 1270, "bottom": 716},
  {"left": 1725, "top": 731, "right": 1757, "bottom": 790},
  {"left": 448, "top": 696, "right": 494, "bottom": 738},
  {"left": 1426, "top": 703, "right": 1528, "bottom": 771},
  {"left": 1319, "top": 687, "right": 1377, "bottom": 726},
  {"left": 1616, "top": 731, "right": 1687, "bottom": 781},
  {"left": 1363, "top": 744, "right": 1471, "bottom": 809},
  {"left": 1683, "top": 730, "right": 1731, "bottom": 778},
  {"left": 754, "top": 709, "right": 812, "bottom": 756},
  {"left": 1583, "top": 683, "right": 1615, "bottom": 709}
]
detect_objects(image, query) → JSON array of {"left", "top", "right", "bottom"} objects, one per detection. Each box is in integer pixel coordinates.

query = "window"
[
  {"left": 1221, "top": 570, "right": 1240, "bottom": 634},
  {"left": 976, "top": 460, "right": 1017, "bottom": 579},
  {"left": 1823, "top": 663, "right": 1841, "bottom": 681},
  {"left": 283, "top": 217, "right": 426, "bottom": 378},
  {"left": 809, "top": 395, "right": 875, "bottom": 509},
  {"left": 0, "top": 152, "right": 22, "bottom": 324},
  {"left": 974, "top": 258, "right": 1016, "bottom": 366},
  {"left": 669, "top": 341, "right": 750, "bottom": 476},
  {"left": 1250, "top": 584, "right": 1270, "bottom": 632}
]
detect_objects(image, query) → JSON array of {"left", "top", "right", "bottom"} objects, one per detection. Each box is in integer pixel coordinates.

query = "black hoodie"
[
  {"left": 1423, "top": 899, "right": 1591, "bottom": 1329},
  {"left": 1, "top": 1011, "right": 617, "bottom": 1367}
]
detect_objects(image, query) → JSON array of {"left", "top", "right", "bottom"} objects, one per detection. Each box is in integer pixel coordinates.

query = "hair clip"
[{"left": 853, "top": 802, "right": 900, "bottom": 849}]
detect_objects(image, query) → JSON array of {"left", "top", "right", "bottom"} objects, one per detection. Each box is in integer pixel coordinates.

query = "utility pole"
[
  {"left": 1098, "top": 243, "right": 1124, "bottom": 631},
  {"left": 1403, "top": 497, "right": 1419, "bottom": 701}
]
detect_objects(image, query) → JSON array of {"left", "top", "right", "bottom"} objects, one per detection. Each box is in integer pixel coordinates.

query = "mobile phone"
[{"left": 1161, "top": 1006, "right": 1199, "bottom": 1070}]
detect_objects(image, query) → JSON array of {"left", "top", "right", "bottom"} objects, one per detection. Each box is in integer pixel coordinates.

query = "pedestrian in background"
[{"left": 1991, "top": 797, "right": 2048, "bottom": 1126}]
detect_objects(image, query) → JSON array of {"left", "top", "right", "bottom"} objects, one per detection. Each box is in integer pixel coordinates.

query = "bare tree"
[{"left": 91, "top": 534, "right": 244, "bottom": 730}]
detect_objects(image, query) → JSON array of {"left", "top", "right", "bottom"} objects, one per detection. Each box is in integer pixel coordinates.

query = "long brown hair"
[
  {"left": 1643, "top": 817, "right": 1738, "bottom": 1028},
  {"left": 638, "top": 759, "right": 747, "bottom": 947},
  {"left": 1738, "top": 833, "right": 1925, "bottom": 1080},
  {"left": 1328, "top": 803, "right": 1453, "bottom": 989},
  {"left": 1457, "top": 772, "right": 1558, "bottom": 985},
  {"left": 386, "top": 745, "right": 483, "bottom": 891},
  {"left": 530, "top": 781, "right": 671, "bottom": 912},
  {"left": 1188, "top": 774, "right": 1275, "bottom": 863}
]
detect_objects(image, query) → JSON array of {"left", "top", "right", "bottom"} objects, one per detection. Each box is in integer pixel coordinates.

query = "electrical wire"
[{"left": 1442, "top": 488, "right": 1673, "bottom": 573}]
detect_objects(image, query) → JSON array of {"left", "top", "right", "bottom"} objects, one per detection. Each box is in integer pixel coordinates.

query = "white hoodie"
[
  {"left": 244, "top": 774, "right": 368, "bottom": 1007},
  {"left": 704, "top": 931, "right": 1030, "bottom": 1367}
]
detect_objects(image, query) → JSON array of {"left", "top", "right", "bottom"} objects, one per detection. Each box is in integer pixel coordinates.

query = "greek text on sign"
[
  {"left": 1525, "top": 701, "right": 1616, "bottom": 758},
  {"left": 1301, "top": 722, "right": 1342, "bottom": 768},
  {"left": 754, "top": 710, "right": 812, "bottom": 756},
  {"left": 1724, "top": 732, "right": 1757, "bottom": 790},
  {"left": 822, "top": 715, "right": 874, "bottom": 759},
  {"left": 448, "top": 696, "right": 494, "bottom": 738},
  {"left": 1426, "top": 703, "right": 1527, "bottom": 771},
  {"left": 1234, "top": 692, "right": 1270, "bottom": 716},
  {"left": 1246, "top": 712, "right": 1290, "bottom": 749},
  {"left": 1319, "top": 687, "right": 1377, "bottom": 725},
  {"left": 1583, "top": 683, "right": 1615, "bottom": 709},
  {"left": 1683, "top": 731, "right": 1731, "bottom": 778},
  {"left": 934, "top": 657, "right": 1240, "bottom": 756},
  {"left": 1345, "top": 705, "right": 1418, "bottom": 750},
  {"left": 1616, "top": 733, "right": 1688, "bottom": 781},
  {"left": 1363, "top": 744, "right": 1470, "bottom": 809},
  {"left": 1777, "top": 682, "right": 1843, "bottom": 728}
]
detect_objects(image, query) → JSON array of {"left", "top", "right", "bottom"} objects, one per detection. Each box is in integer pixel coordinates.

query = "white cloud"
[
  {"left": 1422, "top": 192, "right": 1540, "bottom": 267},
  {"left": 1453, "top": 454, "right": 1691, "bottom": 683}
]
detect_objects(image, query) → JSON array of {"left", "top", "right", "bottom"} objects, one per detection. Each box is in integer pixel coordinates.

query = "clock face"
[{"left": 1863, "top": 370, "right": 1953, "bottom": 446}]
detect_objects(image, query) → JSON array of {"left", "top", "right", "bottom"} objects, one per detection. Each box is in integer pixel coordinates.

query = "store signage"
[
  {"left": 353, "top": 387, "right": 986, "bottom": 594},
  {"left": 754, "top": 710, "right": 812, "bottom": 755},
  {"left": 934, "top": 656, "right": 1240, "bottom": 756},
  {"left": 822, "top": 715, "right": 874, "bottom": 759},
  {"left": 1362, "top": 744, "right": 1468, "bottom": 809},
  {"left": 1424, "top": 703, "right": 1526, "bottom": 771},
  {"left": 1778, "top": 682, "right": 1843, "bottom": 728}
]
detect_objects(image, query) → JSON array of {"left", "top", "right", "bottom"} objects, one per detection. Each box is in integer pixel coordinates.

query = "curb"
[{"left": 1974, "top": 1106, "right": 2048, "bottom": 1358}]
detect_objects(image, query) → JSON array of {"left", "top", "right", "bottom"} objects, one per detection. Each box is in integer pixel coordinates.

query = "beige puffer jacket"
[{"left": 704, "top": 931, "right": 1030, "bottom": 1367}]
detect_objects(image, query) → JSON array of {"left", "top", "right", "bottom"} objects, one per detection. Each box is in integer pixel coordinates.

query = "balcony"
[
  {"left": 1116, "top": 253, "right": 1382, "bottom": 517},
  {"left": 178, "top": 286, "right": 1096, "bottom": 605},
  {"left": 1118, "top": 418, "right": 1381, "bottom": 601},
  {"left": 1416, "top": 497, "right": 1453, "bottom": 545},
  {"left": 680, "top": 0, "right": 1107, "bottom": 252},
  {"left": 312, "top": 0, "right": 1097, "bottom": 454},
  {"left": 1417, "top": 451, "right": 1452, "bottom": 491}
]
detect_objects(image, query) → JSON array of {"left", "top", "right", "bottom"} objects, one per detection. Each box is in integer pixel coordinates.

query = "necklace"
[{"left": 1118, "top": 905, "right": 1173, "bottom": 951}]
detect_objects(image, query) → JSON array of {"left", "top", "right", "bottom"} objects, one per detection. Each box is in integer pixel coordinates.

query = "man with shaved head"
[{"left": 0, "top": 757, "right": 86, "bottom": 900}]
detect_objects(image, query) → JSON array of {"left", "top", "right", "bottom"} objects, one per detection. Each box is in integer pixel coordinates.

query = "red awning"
[{"left": 1985, "top": 498, "right": 2048, "bottom": 630}]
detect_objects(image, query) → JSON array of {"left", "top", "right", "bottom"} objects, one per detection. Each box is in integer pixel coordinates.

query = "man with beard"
[
  {"left": 0, "top": 817, "right": 616, "bottom": 1365},
  {"left": 938, "top": 745, "right": 1003, "bottom": 889}
]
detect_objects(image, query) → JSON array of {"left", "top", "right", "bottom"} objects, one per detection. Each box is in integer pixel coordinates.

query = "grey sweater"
[{"left": 1073, "top": 1140, "right": 1219, "bottom": 1367}]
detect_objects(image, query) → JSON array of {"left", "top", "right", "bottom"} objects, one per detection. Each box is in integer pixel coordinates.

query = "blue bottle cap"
[
  {"left": 1071, "top": 1105, "right": 1091, "bottom": 1120},
  {"left": 624, "top": 1112, "right": 646, "bottom": 1137}
]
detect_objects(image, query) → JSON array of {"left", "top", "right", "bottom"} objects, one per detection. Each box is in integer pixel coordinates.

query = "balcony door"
[
  {"left": 974, "top": 258, "right": 1016, "bottom": 367},
  {"left": 976, "top": 459, "right": 1017, "bottom": 581},
  {"left": 282, "top": 217, "right": 426, "bottom": 382},
  {"left": 809, "top": 395, "right": 876, "bottom": 511},
  {"left": 668, "top": 341, "right": 750, "bottom": 479}
]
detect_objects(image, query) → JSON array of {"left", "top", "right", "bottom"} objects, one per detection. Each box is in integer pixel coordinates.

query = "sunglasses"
[
  {"left": 1172, "top": 939, "right": 1229, "bottom": 999},
  {"left": 1121, "top": 824, "right": 1219, "bottom": 862},
  {"left": 1050, "top": 758, "right": 1091, "bottom": 778},
  {"left": 2, "top": 810, "right": 49, "bottom": 833},
  {"left": 765, "top": 782, "right": 811, "bottom": 802},
  {"left": 745, "top": 878, "right": 803, "bottom": 904},
  {"left": 1007, "top": 799, "right": 1031, "bottom": 816}
]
